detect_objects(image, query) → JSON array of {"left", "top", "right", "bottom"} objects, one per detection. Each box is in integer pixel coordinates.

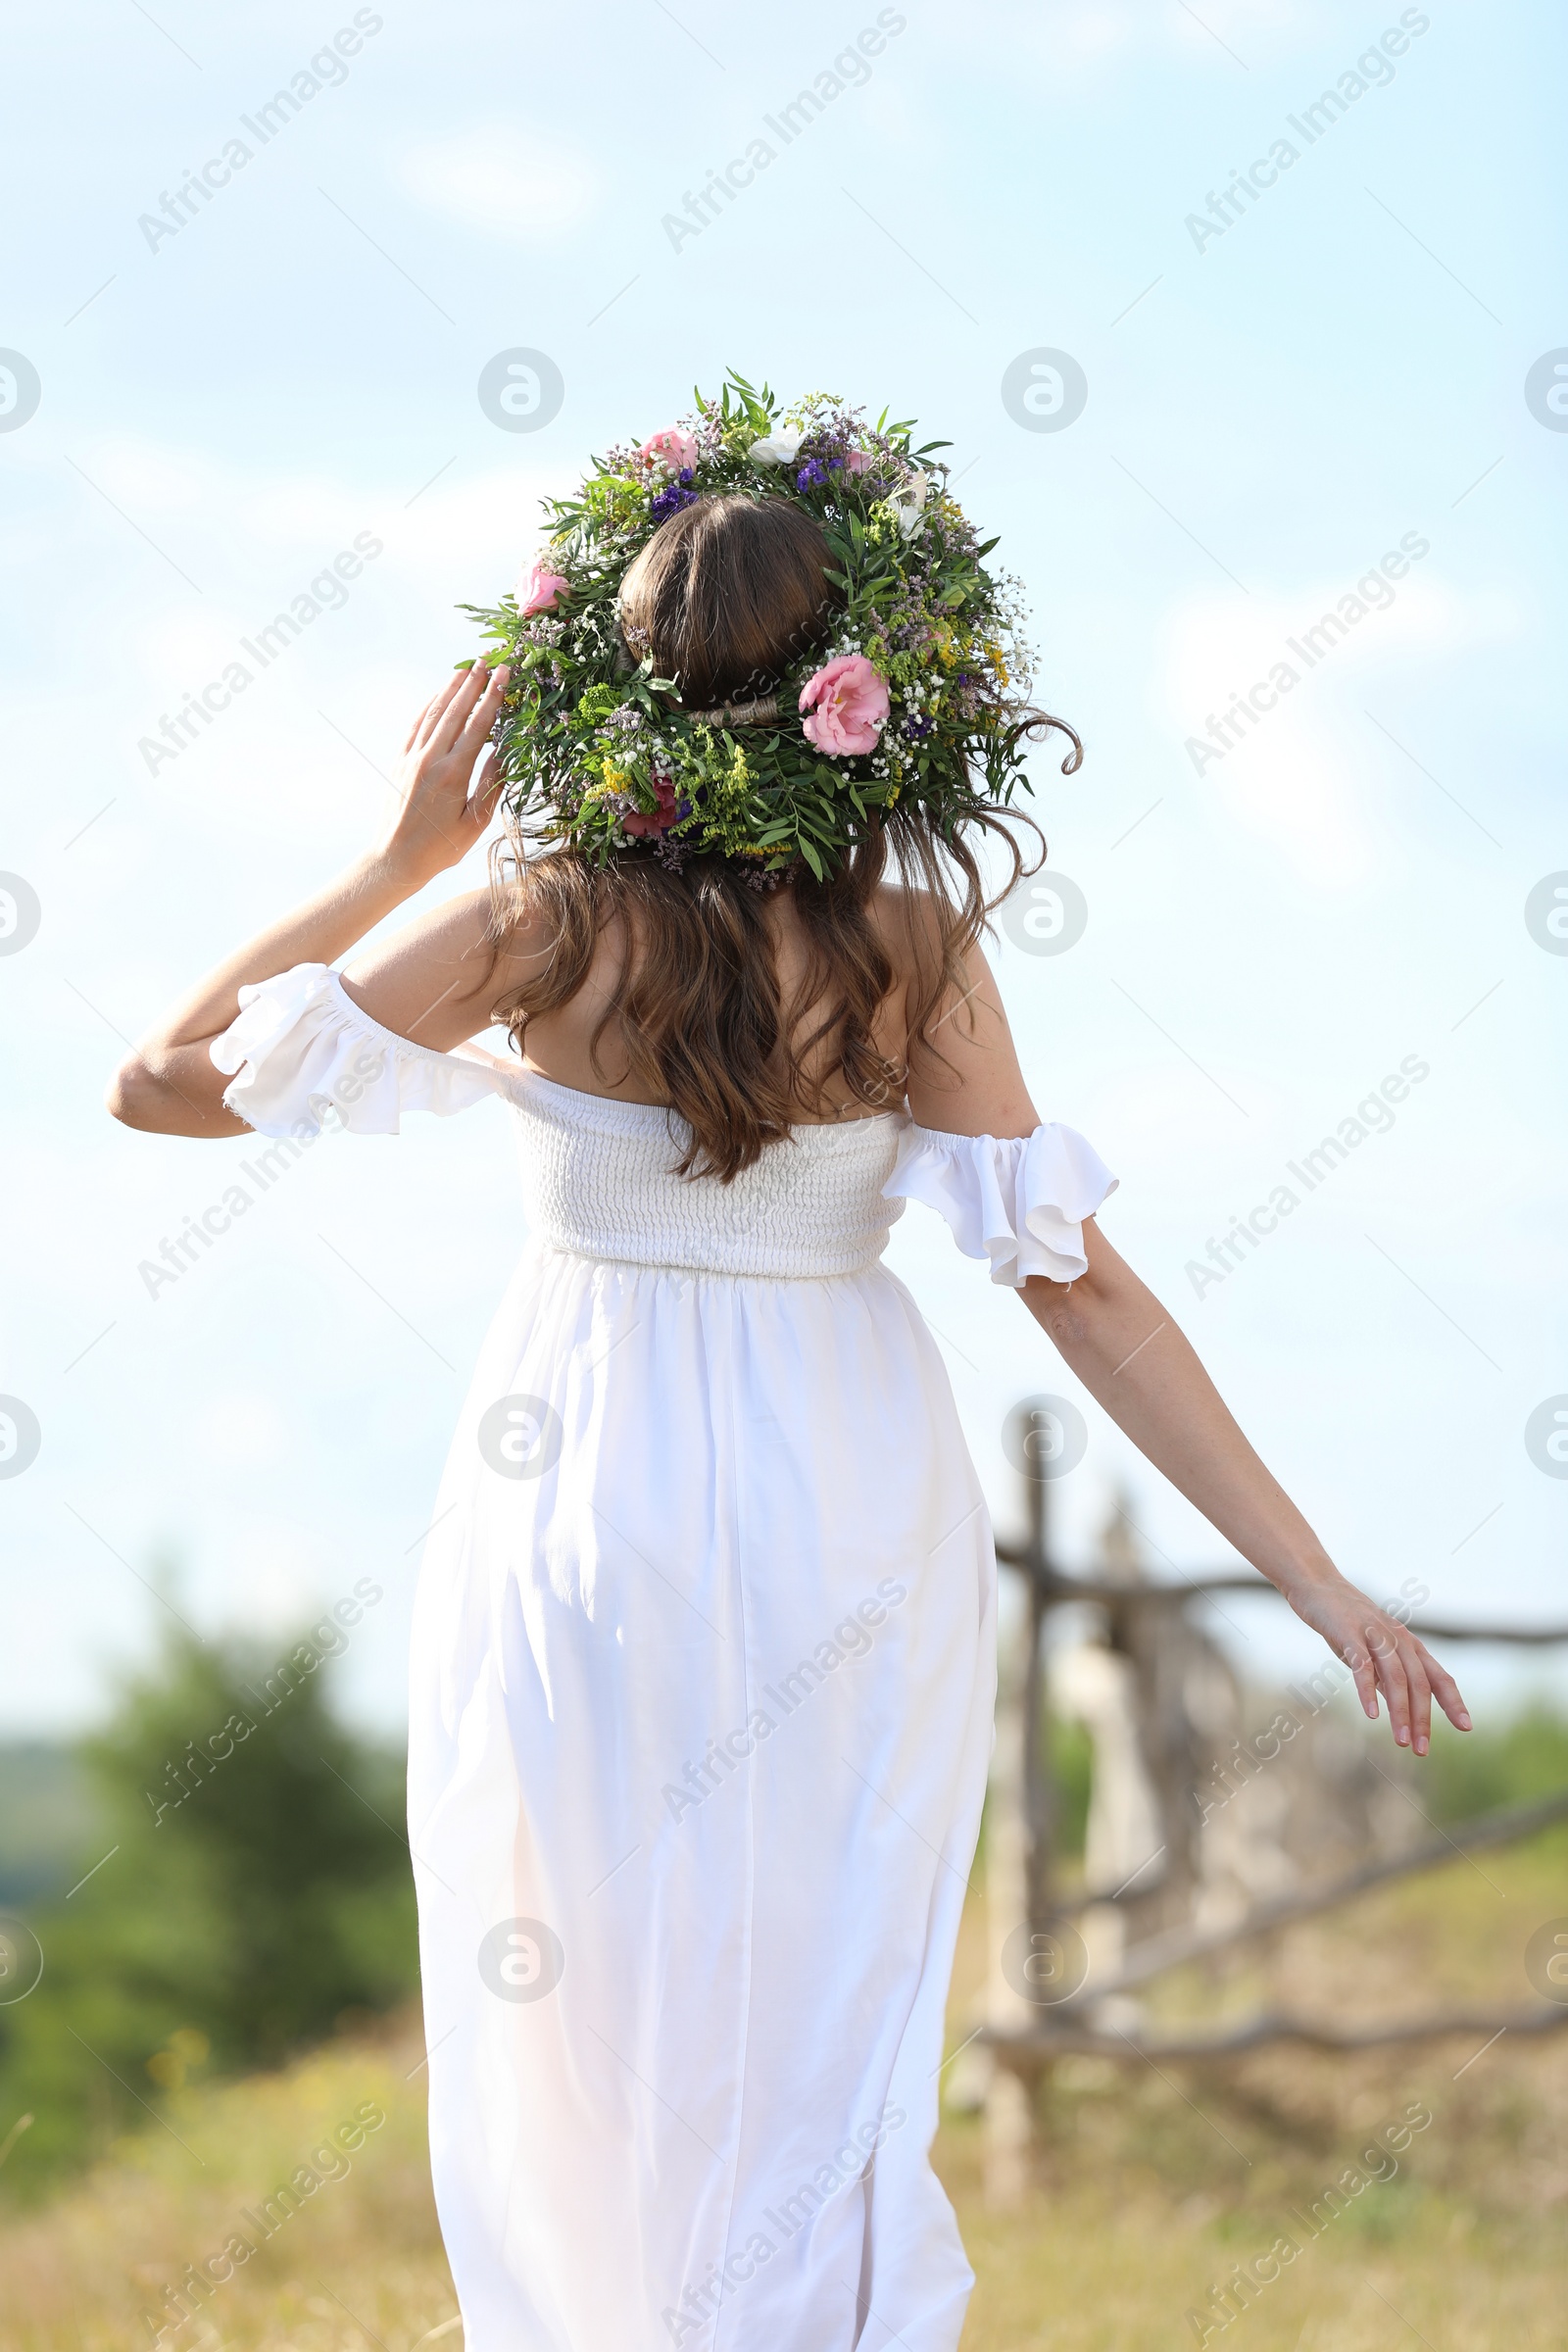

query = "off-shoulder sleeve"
[
  {"left": 210, "top": 963, "right": 513, "bottom": 1139},
  {"left": 883, "top": 1120, "right": 1117, "bottom": 1287}
]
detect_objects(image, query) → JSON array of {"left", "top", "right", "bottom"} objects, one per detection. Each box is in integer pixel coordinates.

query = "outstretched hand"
[
  {"left": 1286, "top": 1575, "right": 1471, "bottom": 1755},
  {"left": 376, "top": 662, "right": 512, "bottom": 891}
]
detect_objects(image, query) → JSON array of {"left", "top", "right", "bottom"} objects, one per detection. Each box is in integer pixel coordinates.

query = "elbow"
[
  {"left": 106, "top": 1054, "right": 172, "bottom": 1131},
  {"left": 1020, "top": 1272, "right": 1097, "bottom": 1351},
  {"left": 1046, "top": 1298, "right": 1097, "bottom": 1352}
]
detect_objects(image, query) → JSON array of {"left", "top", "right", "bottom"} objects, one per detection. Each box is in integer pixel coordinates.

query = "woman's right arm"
[{"left": 106, "top": 662, "right": 512, "bottom": 1137}]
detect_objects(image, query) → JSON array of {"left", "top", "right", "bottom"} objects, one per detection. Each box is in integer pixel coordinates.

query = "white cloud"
[
  {"left": 400, "top": 123, "right": 600, "bottom": 240},
  {"left": 1150, "top": 569, "right": 1522, "bottom": 885},
  {"left": 390, "top": 458, "right": 573, "bottom": 579},
  {"left": 195, "top": 1390, "right": 290, "bottom": 1470},
  {"left": 216, "top": 1519, "right": 344, "bottom": 1639},
  {"left": 1203, "top": 729, "right": 1378, "bottom": 885},
  {"left": 1158, "top": 569, "right": 1510, "bottom": 732},
  {"left": 69, "top": 437, "right": 229, "bottom": 514}
]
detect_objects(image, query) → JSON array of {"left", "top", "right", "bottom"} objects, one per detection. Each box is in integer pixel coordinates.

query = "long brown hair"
[{"left": 489, "top": 494, "right": 1077, "bottom": 1180}]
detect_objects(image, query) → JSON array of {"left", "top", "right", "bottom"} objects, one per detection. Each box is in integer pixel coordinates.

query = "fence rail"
[
  {"left": 974, "top": 1401, "right": 1568, "bottom": 2195},
  {"left": 992, "top": 1544, "right": 1568, "bottom": 1647},
  {"left": 983, "top": 2003, "right": 1568, "bottom": 2070},
  {"left": 1048, "top": 1783, "right": 1568, "bottom": 2007}
]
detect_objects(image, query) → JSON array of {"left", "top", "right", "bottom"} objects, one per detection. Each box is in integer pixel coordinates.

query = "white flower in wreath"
[
  {"left": 894, "top": 467, "right": 929, "bottom": 539},
  {"left": 751, "top": 426, "right": 805, "bottom": 466}
]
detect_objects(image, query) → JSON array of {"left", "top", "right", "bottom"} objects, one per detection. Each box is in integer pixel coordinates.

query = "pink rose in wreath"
[
  {"left": 799, "top": 654, "right": 890, "bottom": 756},
  {"left": 516, "top": 561, "right": 569, "bottom": 616},
  {"left": 639, "top": 427, "right": 700, "bottom": 474},
  {"left": 622, "top": 775, "right": 681, "bottom": 837},
  {"left": 842, "top": 448, "right": 872, "bottom": 474}
]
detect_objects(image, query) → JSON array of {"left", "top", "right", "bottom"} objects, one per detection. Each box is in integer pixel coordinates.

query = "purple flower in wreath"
[
  {"left": 651, "top": 468, "right": 698, "bottom": 524},
  {"left": 795, "top": 459, "right": 829, "bottom": 491}
]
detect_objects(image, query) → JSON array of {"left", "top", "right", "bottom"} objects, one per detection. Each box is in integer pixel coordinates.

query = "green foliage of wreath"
[{"left": 459, "top": 371, "right": 1047, "bottom": 880}]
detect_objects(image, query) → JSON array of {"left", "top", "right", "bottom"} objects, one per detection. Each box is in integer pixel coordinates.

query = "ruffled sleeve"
[
  {"left": 883, "top": 1120, "right": 1117, "bottom": 1287},
  {"left": 210, "top": 963, "right": 513, "bottom": 1139}
]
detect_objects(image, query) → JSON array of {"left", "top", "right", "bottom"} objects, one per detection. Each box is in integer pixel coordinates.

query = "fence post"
[
  {"left": 982, "top": 1401, "right": 1061, "bottom": 2204},
  {"left": 983, "top": 1593, "right": 1036, "bottom": 2206}
]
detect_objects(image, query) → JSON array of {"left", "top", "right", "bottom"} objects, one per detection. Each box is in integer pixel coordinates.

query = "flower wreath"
[{"left": 460, "top": 371, "right": 1069, "bottom": 882}]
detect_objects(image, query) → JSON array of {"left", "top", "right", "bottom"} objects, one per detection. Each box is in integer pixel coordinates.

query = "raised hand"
[{"left": 376, "top": 662, "right": 512, "bottom": 891}]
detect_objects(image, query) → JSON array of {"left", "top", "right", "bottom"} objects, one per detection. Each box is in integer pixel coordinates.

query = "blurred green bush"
[
  {"left": 1422, "top": 1697, "right": 1568, "bottom": 1823},
  {"left": 0, "top": 1624, "right": 417, "bottom": 2198}
]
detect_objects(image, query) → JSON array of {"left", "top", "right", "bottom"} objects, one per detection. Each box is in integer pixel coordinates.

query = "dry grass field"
[{"left": 2, "top": 1828, "right": 1564, "bottom": 2352}]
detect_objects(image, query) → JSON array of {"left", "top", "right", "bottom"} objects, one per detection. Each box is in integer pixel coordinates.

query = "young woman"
[{"left": 109, "top": 395, "right": 1467, "bottom": 2352}]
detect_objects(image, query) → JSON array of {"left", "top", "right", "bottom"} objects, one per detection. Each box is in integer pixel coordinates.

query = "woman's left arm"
[
  {"left": 1020, "top": 1223, "right": 1470, "bottom": 1756},
  {"left": 904, "top": 927, "right": 1470, "bottom": 1758}
]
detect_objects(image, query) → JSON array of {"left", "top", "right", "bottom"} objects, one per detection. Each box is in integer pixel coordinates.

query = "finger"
[
  {"left": 427, "top": 660, "right": 492, "bottom": 756},
  {"left": 1374, "top": 1630, "right": 1413, "bottom": 1748},
  {"left": 1399, "top": 1641, "right": 1434, "bottom": 1755},
  {"left": 404, "top": 675, "right": 462, "bottom": 753},
  {"left": 414, "top": 665, "right": 480, "bottom": 753},
  {"left": 1342, "top": 1633, "right": 1380, "bottom": 1722},
  {"left": 455, "top": 662, "right": 511, "bottom": 761},
  {"left": 466, "top": 747, "right": 505, "bottom": 836},
  {"left": 1410, "top": 1637, "right": 1471, "bottom": 1733}
]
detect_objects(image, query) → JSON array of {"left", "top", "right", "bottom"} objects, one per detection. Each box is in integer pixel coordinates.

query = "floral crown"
[{"left": 461, "top": 371, "right": 1066, "bottom": 883}]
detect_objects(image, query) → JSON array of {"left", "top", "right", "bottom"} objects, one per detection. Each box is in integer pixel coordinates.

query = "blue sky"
[{"left": 2, "top": 0, "right": 1565, "bottom": 1736}]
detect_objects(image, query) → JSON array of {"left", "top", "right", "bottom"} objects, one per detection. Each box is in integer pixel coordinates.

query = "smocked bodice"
[
  {"left": 210, "top": 964, "right": 1117, "bottom": 1287},
  {"left": 507, "top": 1070, "right": 905, "bottom": 1278}
]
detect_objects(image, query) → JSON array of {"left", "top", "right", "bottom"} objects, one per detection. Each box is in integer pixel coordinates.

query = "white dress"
[{"left": 212, "top": 965, "right": 1116, "bottom": 2352}]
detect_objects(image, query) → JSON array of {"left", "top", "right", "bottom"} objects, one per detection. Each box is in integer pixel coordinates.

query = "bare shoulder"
[
  {"left": 868, "top": 879, "right": 944, "bottom": 941},
  {"left": 871, "top": 886, "right": 1040, "bottom": 1140},
  {"left": 865, "top": 881, "right": 948, "bottom": 982},
  {"left": 864, "top": 880, "right": 991, "bottom": 1017},
  {"left": 341, "top": 886, "right": 557, "bottom": 1049}
]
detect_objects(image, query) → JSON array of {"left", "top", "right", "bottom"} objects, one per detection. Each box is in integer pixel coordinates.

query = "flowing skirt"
[{"left": 408, "top": 1240, "right": 997, "bottom": 2352}]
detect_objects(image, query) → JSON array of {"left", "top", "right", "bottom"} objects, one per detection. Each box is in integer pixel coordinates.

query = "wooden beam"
[
  {"left": 992, "top": 1549, "right": 1568, "bottom": 1642},
  {"left": 1048, "top": 1785, "right": 1568, "bottom": 2007},
  {"left": 983, "top": 2004, "right": 1568, "bottom": 2069}
]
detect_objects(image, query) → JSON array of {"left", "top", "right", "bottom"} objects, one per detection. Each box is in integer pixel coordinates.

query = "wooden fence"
[{"left": 969, "top": 1399, "right": 1568, "bottom": 2202}]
